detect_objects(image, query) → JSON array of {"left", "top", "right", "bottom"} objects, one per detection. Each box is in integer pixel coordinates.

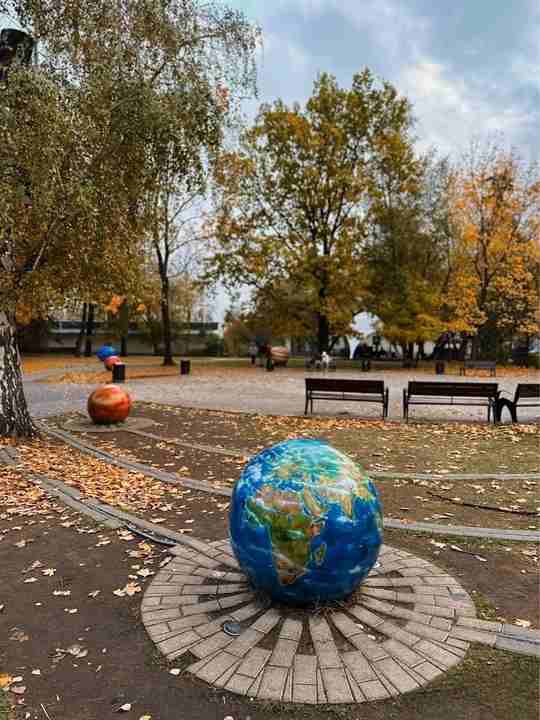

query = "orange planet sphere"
[
  {"left": 87, "top": 384, "right": 132, "bottom": 424},
  {"left": 104, "top": 355, "right": 121, "bottom": 371},
  {"left": 270, "top": 346, "right": 289, "bottom": 366}
]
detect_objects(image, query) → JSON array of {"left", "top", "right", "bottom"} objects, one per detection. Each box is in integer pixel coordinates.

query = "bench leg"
[
  {"left": 402, "top": 389, "right": 408, "bottom": 421},
  {"left": 304, "top": 393, "right": 309, "bottom": 415}
]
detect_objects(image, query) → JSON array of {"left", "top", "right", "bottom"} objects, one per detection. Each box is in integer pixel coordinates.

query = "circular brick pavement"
[
  {"left": 61, "top": 415, "right": 156, "bottom": 433},
  {"left": 142, "top": 537, "right": 484, "bottom": 704}
]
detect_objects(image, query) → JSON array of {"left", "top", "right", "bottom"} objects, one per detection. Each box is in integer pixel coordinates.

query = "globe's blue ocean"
[{"left": 229, "top": 438, "right": 383, "bottom": 605}]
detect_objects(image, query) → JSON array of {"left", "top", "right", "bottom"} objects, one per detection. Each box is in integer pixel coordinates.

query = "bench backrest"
[
  {"left": 515, "top": 383, "right": 540, "bottom": 400},
  {"left": 408, "top": 381, "right": 498, "bottom": 398},
  {"left": 306, "top": 378, "right": 385, "bottom": 395},
  {"left": 463, "top": 360, "right": 496, "bottom": 368}
]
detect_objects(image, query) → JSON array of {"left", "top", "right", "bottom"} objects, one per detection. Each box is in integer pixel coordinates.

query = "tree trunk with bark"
[
  {"left": 74, "top": 303, "right": 87, "bottom": 357},
  {"left": 317, "top": 313, "right": 330, "bottom": 353},
  {"left": 84, "top": 303, "right": 95, "bottom": 357},
  {"left": 0, "top": 311, "right": 37, "bottom": 438},
  {"left": 160, "top": 275, "right": 175, "bottom": 366}
]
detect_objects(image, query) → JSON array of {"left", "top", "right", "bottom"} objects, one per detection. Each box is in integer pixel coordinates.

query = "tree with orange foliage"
[{"left": 443, "top": 142, "right": 539, "bottom": 359}]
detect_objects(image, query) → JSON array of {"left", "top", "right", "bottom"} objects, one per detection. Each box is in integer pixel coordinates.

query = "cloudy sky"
[{"left": 230, "top": 0, "right": 540, "bottom": 163}]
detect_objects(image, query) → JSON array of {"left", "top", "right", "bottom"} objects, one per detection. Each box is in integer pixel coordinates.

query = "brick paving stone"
[
  {"left": 231, "top": 601, "right": 267, "bottom": 622},
  {"left": 457, "top": 617, "right": 503, "bottom": 632},
  {"left": 248, "top": 670, "right": 264, "bottom": 697},
  {"left": 142, "top": 609, "right": 182, "bottom": 624},
  {"left": 223, "top": 571, "right": 247, "bottom": 582},
  {"left": 406, "top": 621, "right": 449, "bottom": 643},
  {"left": 374, "top": 657, "right": 420, "bottom": 693},
  {"left": 192, "top": 568, "right": 226, "bottom": 579},
  {"left": 359, "top": 678, "right": 390, "bottom": 700},
  {"left": 269, "top": 638, "right": 298, "bottom": 668},
  {"left": 159, "top": 630, "right": 200, "bottom": 658},
  {"left": 195, "top": 651, "right": 239, "bottom": 683},
  {"left": 362, "top": 578, "right": 394, "bottom": 587},
  {"left": 415, "top": 603, "right": 455, "bottom": 619},
  {"left": 293, "top": 683, "right": 318, "bottom": 704},
  {"left": 216, "top": 583, "right": 249, "bottom": 594},
  {"left": 252, "top": 608, "right": 282, "bottom": 634},
  {"left": 414, "top": 660, "right": 443, "bottom": 682},
  {"left": 382, "top": 639, "right": 425, "bottom": 668},
  {"left": 236, "top": 648, "right": 272, "bottom": 678},
  {"left": 293, "top": 654, "right": 318, "bottom": 685},
  {"left": 348, "top": 631, "right": 388, "bottom": 661},
  {"left": 227, "top": 628, "right": 264, "bottom": 658},
  {"left": 446, "top": 637, "right": 470, "bottom": 650},
  {"left": 309, "top": 616, "right": 334, "bottom": 643},
  {"left": 330, "top": 612, "right": 364, "bottom": 639},
  {"left": 181, "top": 583, "right": 218, "bottom": 594},
  {"left": 360, "top": 588, "right": 398, "bottom": 601},
  {"left": 314, "top": 640, "right": 342, "bottom": 669},
  {"left": 193, "top": 619, "right": 228, "bottom": 639},
  {"left": 167, "top": 614, "right": 209, "bottom": 631},
  {"left": 257, "top": 666, "right": 288, "bottom": 701},
  {"left": 378, "top": 621, "right": 421, "bottom": 647},
  {"left": 142, "top": 596, "right": 161, "bottom": 608},
  {"left": 224, "top": 672, "right": 254, "bottom": 695},
  {"left": 191, "top": 631, "right": 233, "bottom": 659},
  {"left": 322, "top": 668, "right": 354, "bottom": 704},
  {"left": 283, "top": 668, "right": 293, "bottom": 702},
  {"left": 145, "top": 585, "right": 192, "bottom": 597},
  {"left": 448, "top": 627, "right": 497, "bottom": 646},
  {"left": 218, "top": 592, "right": 255, "bottom": 609},
  {"left": 341, "top": 651, "right": 377, "bottom": 683},
  {"left": 414, "top": 640, "right": 463, "bottom": 669},
  {"left": 495, "top": 636, "right": 540, "bottom": 657},
  {"left": 280, "top": 618, "right": 303, "bottom": 641},
  {"left": 316, "top": 668, "right": 327, "bottom": 703},
  {"left": 348, "top": 605, "right": 386, "bottom": 628},
  {"left": 183, "top": 599, "right": 221, "bottom": 615},
  {"left": 501, "top": 624, "right": 540, "bottom": 643},
  {"left": 345, "top": 668, "right": 366, "bottom": 703},
  {"left": 214, "top": 660, "right": 244, "bottom": 689},
  {"left": 430, "top": 617, "right": 453, "bottom": 631}
]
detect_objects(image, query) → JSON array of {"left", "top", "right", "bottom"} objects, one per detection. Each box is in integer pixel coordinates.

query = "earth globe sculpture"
[
  {"left": 229, "top": 438, "right": 383, "bottom": 605},
  {"left": 87, "top": 384, "right": 132, "bottom": 424},
  {"left": 270, "top": 346, "right": 289, "bottom": 367},
  {"left": 104, "top": 354, "right": 121, "bottom": 371},
  {"left": 96, "top": 345, "right": 118, "bottom": 362}
]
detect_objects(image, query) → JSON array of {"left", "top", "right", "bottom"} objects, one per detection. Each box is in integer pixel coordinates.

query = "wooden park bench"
[
  {"left": 403, "top": 381, "right": 500, "bottom": 422},
  {"left": 305, "top": 357, "right": 337, "bottom": 371},
  {"left": 496, "top": 383, "right": 540, "bottom": 422},
  {"left": 305, "top": 378, "right": 389, "bottom": 418},
  {"left": 360, "top": 357, "right": 418, "bottom": 371},
  {"left": 459, "top": 360, "right": 496, "bottom": 377}
]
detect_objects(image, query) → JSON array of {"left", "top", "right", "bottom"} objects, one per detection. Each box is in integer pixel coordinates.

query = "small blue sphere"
[
  {"left": 97, "top": 345, "right": 118, "bottom": 361},
  {"left": 229, "top": 439, "right": 383, "bottom": 605}
]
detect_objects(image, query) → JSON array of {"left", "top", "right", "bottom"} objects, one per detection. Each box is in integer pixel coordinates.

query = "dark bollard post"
[
  {"left": 435, "top": 361, "right": 445, "bottom": 375},
  {"left": 112, "top": 363, "right": 126, "bottom": 383},
  {"left": 180, "top": 359, "right": 191, "bottom": 375},
  {"left": 266, "top": 356, "right": 274, "bottom": 371},
  {"left": 361, "top": 359, "right": 371, "bottom": 372}
]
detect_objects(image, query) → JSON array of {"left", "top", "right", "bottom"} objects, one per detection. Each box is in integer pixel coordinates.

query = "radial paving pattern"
[{"left": 141, "top": 536, "right": 494, "bottom": 704}]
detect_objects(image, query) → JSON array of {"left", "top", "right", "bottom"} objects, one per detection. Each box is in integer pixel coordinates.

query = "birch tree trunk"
[{"left": 0, "top": 310, "right": 37, "bottom": 437}]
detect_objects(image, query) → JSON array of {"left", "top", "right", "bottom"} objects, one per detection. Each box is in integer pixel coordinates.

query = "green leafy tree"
[
  {"left": 208, "top": 69, "right": 416, "bottom": 352},
  {"left": 0, "top": 0, "right": 260, "bottom": 437}
]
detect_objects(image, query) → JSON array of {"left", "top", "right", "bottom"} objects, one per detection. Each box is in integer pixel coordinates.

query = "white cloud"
[{"left": 398, "top": 59, "right": 535, "bottom": 157}]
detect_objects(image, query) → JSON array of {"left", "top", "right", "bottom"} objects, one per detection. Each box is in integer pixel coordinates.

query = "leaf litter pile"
[
  {"left": 13, "top": 439, "right": 230, "bottom": 540},
  {"left": 55, "top": 403, "right": 540, "bottom": 530}
]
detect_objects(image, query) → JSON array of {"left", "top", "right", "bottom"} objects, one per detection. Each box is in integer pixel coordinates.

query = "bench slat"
[
  {"left": 306, "top": 378, "right": 384, "bottom": 394},
  {"left": 408, "top": 382, "right": 498, "bottom": 398}
]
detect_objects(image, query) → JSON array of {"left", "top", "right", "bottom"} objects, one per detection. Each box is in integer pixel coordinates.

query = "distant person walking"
[
  {"left": 248, "top": 341, "right": 257, "bottom": 366},
  {"left": 321, "top": 351, "right": 330, "bottom": 371}
]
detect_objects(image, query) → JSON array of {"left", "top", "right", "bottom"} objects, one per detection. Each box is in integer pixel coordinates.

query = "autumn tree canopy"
[
  {"left": 208, "top": 70, "right": 417, "bottom": 352},
  {"left": 0, "top": 0, "right": 260, "bottom": 436},
  {"left": 443, "top": 142, "right": 540, "bottom": 357}
]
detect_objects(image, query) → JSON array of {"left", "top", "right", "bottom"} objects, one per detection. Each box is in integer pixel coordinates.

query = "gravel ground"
[{"left": 23, "top": 365, "right": 540, "bottom": 423}]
